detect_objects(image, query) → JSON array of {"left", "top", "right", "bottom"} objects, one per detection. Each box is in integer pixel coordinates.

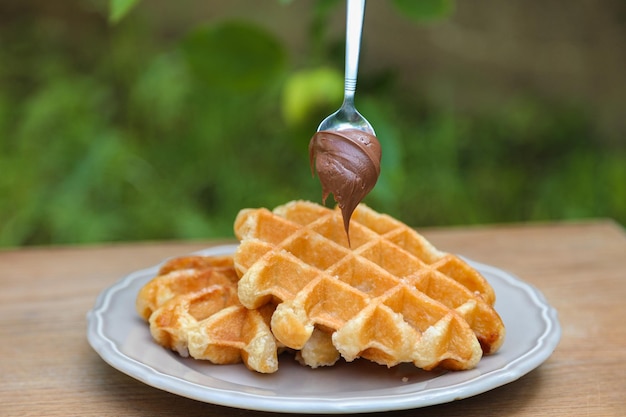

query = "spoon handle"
[{"left": 344, "top": 0, "right": 366, "bottom": 102}]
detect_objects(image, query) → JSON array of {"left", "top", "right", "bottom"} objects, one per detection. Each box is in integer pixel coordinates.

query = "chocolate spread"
[{"left": 309, "top": 128, "right": 381, "bottom": 242}]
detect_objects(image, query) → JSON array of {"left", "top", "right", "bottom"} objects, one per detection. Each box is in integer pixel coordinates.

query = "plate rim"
[{"left": 87, "top": 244, "right": 561, "bottom": 414}]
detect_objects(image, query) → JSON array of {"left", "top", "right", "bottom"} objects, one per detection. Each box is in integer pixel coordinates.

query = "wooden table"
[{"left": 2, "top": 220, "right": 625, "bottom": 416}]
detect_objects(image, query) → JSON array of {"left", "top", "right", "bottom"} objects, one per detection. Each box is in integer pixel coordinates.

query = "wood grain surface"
[{"left": 1, "top": 220, "right": 624, "bottom": 416}]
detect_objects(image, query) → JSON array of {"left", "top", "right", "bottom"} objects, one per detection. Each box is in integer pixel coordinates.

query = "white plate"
[{"left": 87, "top": 244, "right": 561, "bottom": 414}]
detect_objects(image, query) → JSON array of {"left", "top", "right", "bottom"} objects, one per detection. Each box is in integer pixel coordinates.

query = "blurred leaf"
[
  {"left": 129, "top": 52, "right": 191, "bottom": 131},
  {"left": 182, "top": 21, "right": 286, "bottom": 92},
  {"left": 281, "top": 67, "right": 343, "bottom": 127},
  {"left": 392, "top": 0, "right": 455, "bottom": 22},
  {"left": 109, "top": 0, "right": 141, "bottom": 23}
]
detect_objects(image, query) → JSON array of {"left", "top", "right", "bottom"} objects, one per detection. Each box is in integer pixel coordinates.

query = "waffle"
[
  {"left": 234, "top": 200, "right": 505, "bottom": 370},
  {"left": 136, "top": 255, "right": 238, "bottom": 321},
  {"left": 136, "top": 255, "right": 279, "bottom": 373}
]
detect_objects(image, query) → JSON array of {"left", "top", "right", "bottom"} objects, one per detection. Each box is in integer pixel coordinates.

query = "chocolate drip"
[{"left": 309, "top": 128, "right": 381, "bottom": 243}]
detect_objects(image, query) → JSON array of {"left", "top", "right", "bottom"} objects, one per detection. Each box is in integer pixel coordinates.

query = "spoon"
[
  {"left": 317, "top": 0, "right": 374, "bottom": 135},
  {"left": 309, "top": 0, "right": 381, "bottom": 244}
]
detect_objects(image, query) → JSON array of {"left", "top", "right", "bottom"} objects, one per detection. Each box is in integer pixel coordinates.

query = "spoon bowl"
[
  {"left": 317, "top": 0, "right": 374, "bottom": 136},
  {"left": 317, "top": 100, "right": 375, "bottom": 135}
]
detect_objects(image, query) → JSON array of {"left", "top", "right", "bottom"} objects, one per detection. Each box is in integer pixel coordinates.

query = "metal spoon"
[{"left": 317, "top": 0, "right": 374, "bottom": 135}]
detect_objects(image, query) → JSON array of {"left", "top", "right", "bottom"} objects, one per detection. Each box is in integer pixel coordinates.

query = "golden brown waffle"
[
  {"left": 136, "top": 255, "right": 238, "bottom": 321},
  {"left": 234, "top": 200, "right": 505, "bottom": 371},
  {"left": 136, "top": 255, "right": 279, "bottom": 373}
]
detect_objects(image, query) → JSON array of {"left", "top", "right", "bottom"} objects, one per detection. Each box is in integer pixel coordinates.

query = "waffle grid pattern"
[
  {"left": 137, "top": 256, "right": 279, "bottom": 373},
  {"left": 234, "top": 201, "right": 504, "bottom": 371}
]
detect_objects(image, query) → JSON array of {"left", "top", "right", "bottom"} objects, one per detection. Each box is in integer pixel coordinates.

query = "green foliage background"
[{"left": 0, "top": 0, "right": 624, "bottom": 247}]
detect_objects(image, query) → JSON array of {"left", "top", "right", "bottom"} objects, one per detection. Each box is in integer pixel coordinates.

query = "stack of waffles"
[{"left": 137, "top": 200, "right": 505, "bottom": 373}]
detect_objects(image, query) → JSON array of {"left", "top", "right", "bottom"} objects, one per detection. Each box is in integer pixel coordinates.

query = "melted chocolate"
[{"left": 309, "top": 128, "right": 381, "bottom": 242}]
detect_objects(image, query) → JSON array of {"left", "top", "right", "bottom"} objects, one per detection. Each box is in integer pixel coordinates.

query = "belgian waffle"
[
  {"left": 234, "top": 200, "right": 505, "bottom": 370},
  {"left": 136, "top": 255, "right": 238, "bottom": 321},
  {"left": 136, "top": 255, "right": 279, "bottom": 373}
]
